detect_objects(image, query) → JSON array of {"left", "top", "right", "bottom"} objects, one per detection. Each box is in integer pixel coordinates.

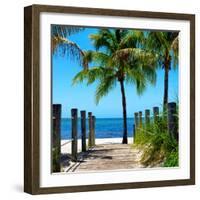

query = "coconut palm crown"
[
  {"left": 73, "top": 29, "right": 158, "bottom": 144},
  {"left": 145, "top": 31, "right": 179, "bottom": 110}
]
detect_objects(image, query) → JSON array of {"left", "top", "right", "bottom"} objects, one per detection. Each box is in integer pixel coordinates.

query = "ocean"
[{"left": 61, "top": 118, "right": 135, "bottom": 139}]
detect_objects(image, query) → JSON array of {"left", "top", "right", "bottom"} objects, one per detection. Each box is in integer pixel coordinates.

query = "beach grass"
[{"left": 133, "top": 114, "right": 178, "bottom": 167}]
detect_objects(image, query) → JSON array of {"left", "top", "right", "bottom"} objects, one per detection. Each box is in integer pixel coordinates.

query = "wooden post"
[
  {"left": 52, "top": 104, "right": 61, "bottom": 172},
  {"left": 134, "top": 112, "right": 138, "bottom": 127},
  {"left": 145, "top": 109, "right": 150, "bottom": 126},
  {"left": 92, "top": 116, "right": 96, "bottom": 146},
  {"left": 133, "top": 124, "right": 135, "bottom": 143},
  {"left": 153, "top": 107, "right": 159, "bottom": 122},
  {"left": 168, "top": 102, "right": 178, "bottom": 141},
  {"left": 134, "top": 112, "right": 138, "bottom": 136},
  {"left": 71, "top": 108, "right": 78, "bottom": 161},
  {"left": 81, "top": 110, "right": 86, "bottom": 152},
  {"left": 88, "top": 112, "right": 92, "bottom": 148},
  {"left": 139, "top": 111, "right": 142, "bottom": 127}
]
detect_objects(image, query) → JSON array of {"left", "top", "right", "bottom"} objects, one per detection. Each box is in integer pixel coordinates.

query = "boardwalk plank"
[{"left": 64, "top": 143, "right": 144, "bottom": 172}]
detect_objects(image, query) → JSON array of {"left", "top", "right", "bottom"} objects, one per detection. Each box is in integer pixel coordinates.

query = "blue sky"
[{"left": 52, "top": 28, "right": 178, "bottom": 118}]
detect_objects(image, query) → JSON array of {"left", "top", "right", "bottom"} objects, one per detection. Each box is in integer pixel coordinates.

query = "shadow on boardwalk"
[{"left": 61, "top": 143, "right": 144, "bottom": 172}]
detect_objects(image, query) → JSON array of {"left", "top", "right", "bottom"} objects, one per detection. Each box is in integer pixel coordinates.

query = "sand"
[{"left": 61, "top": 137, "right": 134, "bottom": 154}]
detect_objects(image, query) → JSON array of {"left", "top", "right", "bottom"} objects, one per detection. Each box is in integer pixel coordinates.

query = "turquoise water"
[{"left": 61, "top": 118, "right": 135, "bottom": 139}]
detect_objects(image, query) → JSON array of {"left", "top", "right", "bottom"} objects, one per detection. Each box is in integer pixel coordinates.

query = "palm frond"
[
  {"left": 145, "top": 31, "right": 179, "bottom": 69},
  {"left": 136, "top": 78, "right": 147, "bottom": 95},
  {"left": 51, "top": 25, "right": 87, "bottom": 68},
  {"left": 120, "top": 30, "right": 145, "bottom": 49},
  {"left": 171, "top": 36, "right": 178, "bottom": 56},
  {"left": 125, "top": 67, "right": 145, "bottom": 84},
  {"left": 72, "top": 67, "right": 113, "bottom": 86},
  {"left": 52, "top": 36, "right": 87, "bottom": 68},
  {"left": 125, "top": 66, "right": 147, "bottom": 95},
  {"left": 113, "top": 48, "right": 158, "bottom": 67},
  {"left": 90, "top": 29, "right": 117, "bottom": 53},
  {"left": 86, "top": 67, "right": 106, "bottom": 85},
  {"left": 51, "top": 25, "right": 84, "bottom": 38},
  {"left": 124, "top": 63, "right": 156, "bottom": 95},
  {"left": 95, "top": 75, "right": 117, "bottom": 104},
  {"left": 72, "top": 69, "right": 89, "bottom": 85},
  {"left": 83, "top": 51, "right": 112, "bottom": 67},
  {"left": 170, "top": 35, "right": 179, "bottom": 69},
  {"left": 146, "top": 31, "right": 168, "bottom": 53}
]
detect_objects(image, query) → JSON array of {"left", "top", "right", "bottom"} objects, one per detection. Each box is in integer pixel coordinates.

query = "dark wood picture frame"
[{"left": 24, "top": 4, "right": 195, "bottom": 195}]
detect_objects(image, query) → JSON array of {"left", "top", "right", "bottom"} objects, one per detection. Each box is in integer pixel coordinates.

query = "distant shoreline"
[{"left": 60, "top": 117, "right": 135, "bottom": 119}]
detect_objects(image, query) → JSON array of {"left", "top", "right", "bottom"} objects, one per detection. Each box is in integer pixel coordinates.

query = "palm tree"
[
  {"left": 73, "top": 29, "right": 157, "bottom": 144},
  {"left": 51, "top": 25, "right": 88, "bottom": 68},
  {"left": 145, "top": 31, "right": 179, "bottom": 110}
]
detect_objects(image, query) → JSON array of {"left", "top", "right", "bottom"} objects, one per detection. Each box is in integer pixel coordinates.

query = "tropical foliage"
[
  {"left": 51, "top": 25, "right": 87, "bottom": 68},
  {"left": 72, "top": 29, "right": 158, "bottom": 143},
  {"left": 145, "top": 31, "right": 179, "bottom": 109},
  {"left": 133, "top": 106, "right": 179, "bottom": 167}
]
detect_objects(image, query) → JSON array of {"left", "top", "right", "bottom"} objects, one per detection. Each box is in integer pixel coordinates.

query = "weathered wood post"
[
  {"left": 52, "top": 104, "right": 61, "bottom": 172},
  {"left": 133, "top": 124, "right": 135, "bottom": 143},
  {"left": 134, "top": 112, "right": 139, "bottom": 128},
  {"left": 81, "top": 110, "right": 86, "bottom": 152},
  {"left": 145, "top": 109, "right": 150, "bottom": 126},
  {"left": 168, "top": 102, "right": 178, "bottom": 141},
  {"left": 71, "top": 108, "right": 78, "bottom": 161},
  {"left": 153, "top": 107, "right": 159, "bottom": 122},
  {"left": 88, "top": 112, "right": 92, "bottom": 148},
  {"left": 139, "top": 111, "right": 142, "bottom": 127},
  {"left": 92, "top": 116, "right": 96, "bottom": 146},
  {"left": 134, "top": 112, "right": 138, "bottom": 137}
]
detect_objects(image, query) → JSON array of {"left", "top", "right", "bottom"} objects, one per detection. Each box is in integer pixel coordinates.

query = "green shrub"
[
  {"left": 133, "top": 110, "right": 178, "bottom": 167},
  {"left": 164, "top": 149, "right": 179, "bottom": 167}
]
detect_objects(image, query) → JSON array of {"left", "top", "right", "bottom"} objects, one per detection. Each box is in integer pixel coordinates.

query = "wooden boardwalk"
[{"left": 64, "top": 143, "right": 144, "bottom": 172}]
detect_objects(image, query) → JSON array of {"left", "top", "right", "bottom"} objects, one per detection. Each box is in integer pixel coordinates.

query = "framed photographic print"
[{"left": 24, "top": 4, "right": 195, "bottom": 194}]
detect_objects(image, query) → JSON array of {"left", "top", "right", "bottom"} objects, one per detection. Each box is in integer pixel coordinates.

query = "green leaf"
[{"left": 95, "top": 76, "right": 116, "bottom": 104}]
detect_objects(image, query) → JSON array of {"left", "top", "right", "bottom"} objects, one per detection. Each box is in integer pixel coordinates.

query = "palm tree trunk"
[
  {"left": 119, "top": 80, "right": 128, "bottom": 144},
  {"left": 163, "top": 64, "right": 169, "bottom": 111}
]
